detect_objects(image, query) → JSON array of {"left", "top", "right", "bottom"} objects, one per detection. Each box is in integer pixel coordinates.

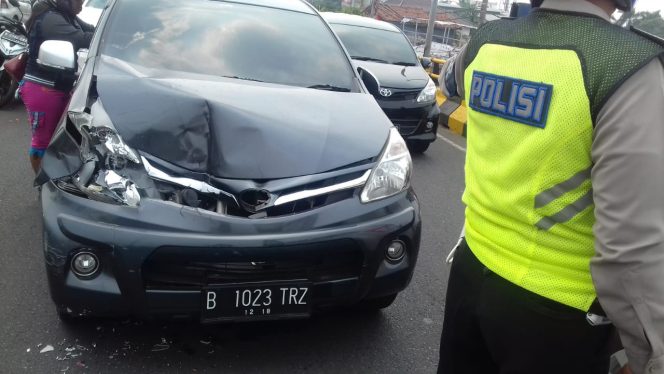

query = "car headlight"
[
  {"left": 416, "top": 78, "right": 437, "bottom": 104},
  {"left": 64, "top": 111, "right": 142, "bottom": 207},
  {"left": 361, "top": 128, "right": 412, "bottom": 203}
]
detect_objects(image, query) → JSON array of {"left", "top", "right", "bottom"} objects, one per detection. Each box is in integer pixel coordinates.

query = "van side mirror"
[
  {"left": 37, "top": 40, "right": 76, "bottom": 72},
  {"left": 357, "top": 67, "right": 380, "bottom": 96}
]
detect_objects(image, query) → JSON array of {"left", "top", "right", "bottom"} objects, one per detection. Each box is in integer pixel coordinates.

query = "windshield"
[
  {"left": 100, "top": 0, "right": 355, "bottom": 90},
  {"left": 85, "top": 0, "right": 108, "bottom": 9},
  {"left": 330, "top": 23, "right": 419, "bottom": 66}
]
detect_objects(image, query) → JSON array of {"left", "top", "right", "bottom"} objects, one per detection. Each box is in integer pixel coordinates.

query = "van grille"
[{"left": 143, "top": 241, "right": 364, "bottom": 289}]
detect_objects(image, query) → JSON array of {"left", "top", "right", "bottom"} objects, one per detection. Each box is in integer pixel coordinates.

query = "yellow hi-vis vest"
[{"left": 461, "top": 11, "right": 664, "bottom": 311}]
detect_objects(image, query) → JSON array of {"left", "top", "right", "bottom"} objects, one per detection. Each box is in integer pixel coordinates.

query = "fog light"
[
  {"left": 386, "top": 240, "right": 406, "bottom": 262},
  {"left": 426, "top": 121, "right": 434, "bottom": 130},
  {"left": 71, "top": 252, "right": 99, "bottom": 277}
]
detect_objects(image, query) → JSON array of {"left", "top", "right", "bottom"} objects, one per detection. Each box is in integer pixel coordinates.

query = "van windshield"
[
  {"left": 100, "top": 0, "right": 355, "bottom": 91},
  {"left": 330, "top": 23, "right": 419, "bottom": 66}
]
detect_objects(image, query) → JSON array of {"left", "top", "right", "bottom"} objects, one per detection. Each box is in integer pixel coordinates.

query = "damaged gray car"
[{"left": 36, "top": 0, "right": 421, "bottom": 322}]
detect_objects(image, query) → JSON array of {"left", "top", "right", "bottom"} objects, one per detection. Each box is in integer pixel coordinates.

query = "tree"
[
  {"left": 340, "top": 6, "right": 364, "bottom": 15},
  {"left": 479, "top": 0, "right": 489, "bottom": 25},
  {"left": 310, "top": 0, "right": 342, "bottom": 11},
  {"left": 630, "top": 11, "right": 664, "bottom": 38},
  {"left": 458, "top": 0, "right": 480, "bottom": 25}
]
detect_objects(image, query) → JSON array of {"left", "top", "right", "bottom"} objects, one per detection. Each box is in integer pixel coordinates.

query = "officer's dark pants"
[{"left": 437, "top": 240, "right": 615, "bottom": 374}]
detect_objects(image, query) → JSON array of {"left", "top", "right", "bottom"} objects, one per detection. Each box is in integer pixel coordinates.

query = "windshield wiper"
[
  {"left": 307, "top": 84, "right": 351, "bottom": 92},
  {"left": 351, "top": 56, "right": 389, "bottom": 64},
  {"left": 221, "top": 75, "right": 264, "bottom": 83},
  {"left": 392, "top": 61, "right": 418, "bottom": 66}
]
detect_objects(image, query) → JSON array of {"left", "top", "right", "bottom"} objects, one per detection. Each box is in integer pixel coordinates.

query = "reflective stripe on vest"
[{"left": 463, "top": 44, "right": 596, "bottom": 311}]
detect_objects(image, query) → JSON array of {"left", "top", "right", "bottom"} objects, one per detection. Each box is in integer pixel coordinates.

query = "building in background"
[
  {"left": 334, "top": 0, "right": 515, "bottom": 57},
  {"left": 363, "top": 0, "right": 472, "bottom": 57},
  {"left": 341, "top": 0, "right": 372, "bottom": 7}
]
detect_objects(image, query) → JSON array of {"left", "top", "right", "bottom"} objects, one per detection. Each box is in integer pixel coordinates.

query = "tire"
[
  {"left": 357, "top": 293, "right": 398, "bottom": 310},
  {"left": 0, "top": 71, "right": 17, "bottom": 108},
  {"left": 407, "top": 141, "right": 430, "bottom": 154}
]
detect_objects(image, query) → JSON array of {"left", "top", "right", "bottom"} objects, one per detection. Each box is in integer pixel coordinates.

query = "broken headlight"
[
  {"left": 360, "top": 128, "right": 412, "bottom": 203},
  {"left": 62, "top": 111, "right": 142, "bottom": 207}
]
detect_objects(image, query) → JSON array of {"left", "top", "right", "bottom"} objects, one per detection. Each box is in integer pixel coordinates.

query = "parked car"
[
  {"left": 36, "top": 0, "right": 421, "bottom": 322},
  {"left": 78, "top": 0, "right": 107, "bottom": 26},
  {"left": 324, "top": 12, "right": 439, "bottom": 153},
  {"left": 0, "top": 0, "right": 31, "bottom": 22},
  {"left": 0, "top": 4, "right": 28, "bottom": 107}
]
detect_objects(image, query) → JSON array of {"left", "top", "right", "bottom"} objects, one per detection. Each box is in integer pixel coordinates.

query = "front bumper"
[
  {"left": 375, "top": 99, "right": 440, "bottom": 143},
  {"left": 41, "top": 181, "right": 421, "bottom": 320}
]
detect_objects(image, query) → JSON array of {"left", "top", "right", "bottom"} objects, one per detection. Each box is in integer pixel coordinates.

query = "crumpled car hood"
[{"left": 95, "top": 56, "right": 391, "bottom": 180}]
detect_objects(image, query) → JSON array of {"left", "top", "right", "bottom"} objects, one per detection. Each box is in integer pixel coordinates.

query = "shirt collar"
[{"left": 540, "top": 0, "right": 613, "bottom": 21}]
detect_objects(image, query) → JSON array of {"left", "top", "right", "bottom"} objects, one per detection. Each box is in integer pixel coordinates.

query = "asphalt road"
[{"left": 0, "top": 100, "right": 467, "bottom": 374}]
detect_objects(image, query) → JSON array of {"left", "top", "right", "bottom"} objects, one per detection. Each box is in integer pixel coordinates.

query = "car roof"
[
  {"left": 322, "top": 12, "right": 401, "bottom": 32},
  {"left": 217, "top": 0, "right": 315, "bottom": 14}
]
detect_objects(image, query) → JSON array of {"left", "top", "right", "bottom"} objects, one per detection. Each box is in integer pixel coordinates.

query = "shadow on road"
[{"left": 41, "top": 308, "right": 398, "bottom": 372}]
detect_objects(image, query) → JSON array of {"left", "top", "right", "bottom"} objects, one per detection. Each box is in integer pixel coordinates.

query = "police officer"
[{"left": 437, "top": 0, "right": 664, "bottom": 373}]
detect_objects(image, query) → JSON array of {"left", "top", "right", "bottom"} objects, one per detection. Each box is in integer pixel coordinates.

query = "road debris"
[
  {"left": 40, "top": 345, "right": 54, "bottom": 353},
  {"left": 151, "top": 337, "right": 171, "bottom": 352}
]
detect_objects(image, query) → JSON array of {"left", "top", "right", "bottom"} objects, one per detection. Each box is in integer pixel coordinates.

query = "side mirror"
[
  {"left": 357, "top": 66, "right": 380, "bottom": 96},
  {"left": 7, "top": 0, "right": 19, "bottom": 7},
  {"left": 37, "top": 40, "right": 76, "bottom": 72},
  {"left": 421, "top": 57, "right": 432, "bottom": 69}
]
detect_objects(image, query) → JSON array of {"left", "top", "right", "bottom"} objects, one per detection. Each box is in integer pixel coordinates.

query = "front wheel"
[{"left": 0, "top": 71, "right": 17, "bottom": 108}]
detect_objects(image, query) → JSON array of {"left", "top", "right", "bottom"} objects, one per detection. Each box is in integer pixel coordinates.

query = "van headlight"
[
  {"left": 416, "top": 78, "right": 437, "bottom": 104},
  {"left": 361, "top": 128, "right": 412, "bottom": 203},
  {"left": 63, "top": 111, "right": 142, "bottom": 207}
]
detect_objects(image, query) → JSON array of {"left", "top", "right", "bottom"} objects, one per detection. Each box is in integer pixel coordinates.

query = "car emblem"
[{"left": 379, "top": 88, "right": 392, "bottom": 97}]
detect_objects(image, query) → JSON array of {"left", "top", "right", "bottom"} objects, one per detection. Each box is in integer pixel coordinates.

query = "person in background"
[
  {"left": 437, "top": 0, "right": 664, "bottom": 373},
  {"left": 21, "top": 0, "right": 93, "bottom": 173}
]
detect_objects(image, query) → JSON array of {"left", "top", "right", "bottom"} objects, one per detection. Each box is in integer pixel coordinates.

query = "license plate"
[
  {"left": 0, "top": 31, "right": 27, "bottom": 45},
  {"left": 201, "top": 282, "right": 311, "bottom": 322}
]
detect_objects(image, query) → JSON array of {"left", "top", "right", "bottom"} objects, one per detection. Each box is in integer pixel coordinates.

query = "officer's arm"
[
  {"left": 591, "top": 57, "right": 664, "bottom": 374},
  {"left": 439, "top": 45, "right": 467, "bottom": 99}
]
